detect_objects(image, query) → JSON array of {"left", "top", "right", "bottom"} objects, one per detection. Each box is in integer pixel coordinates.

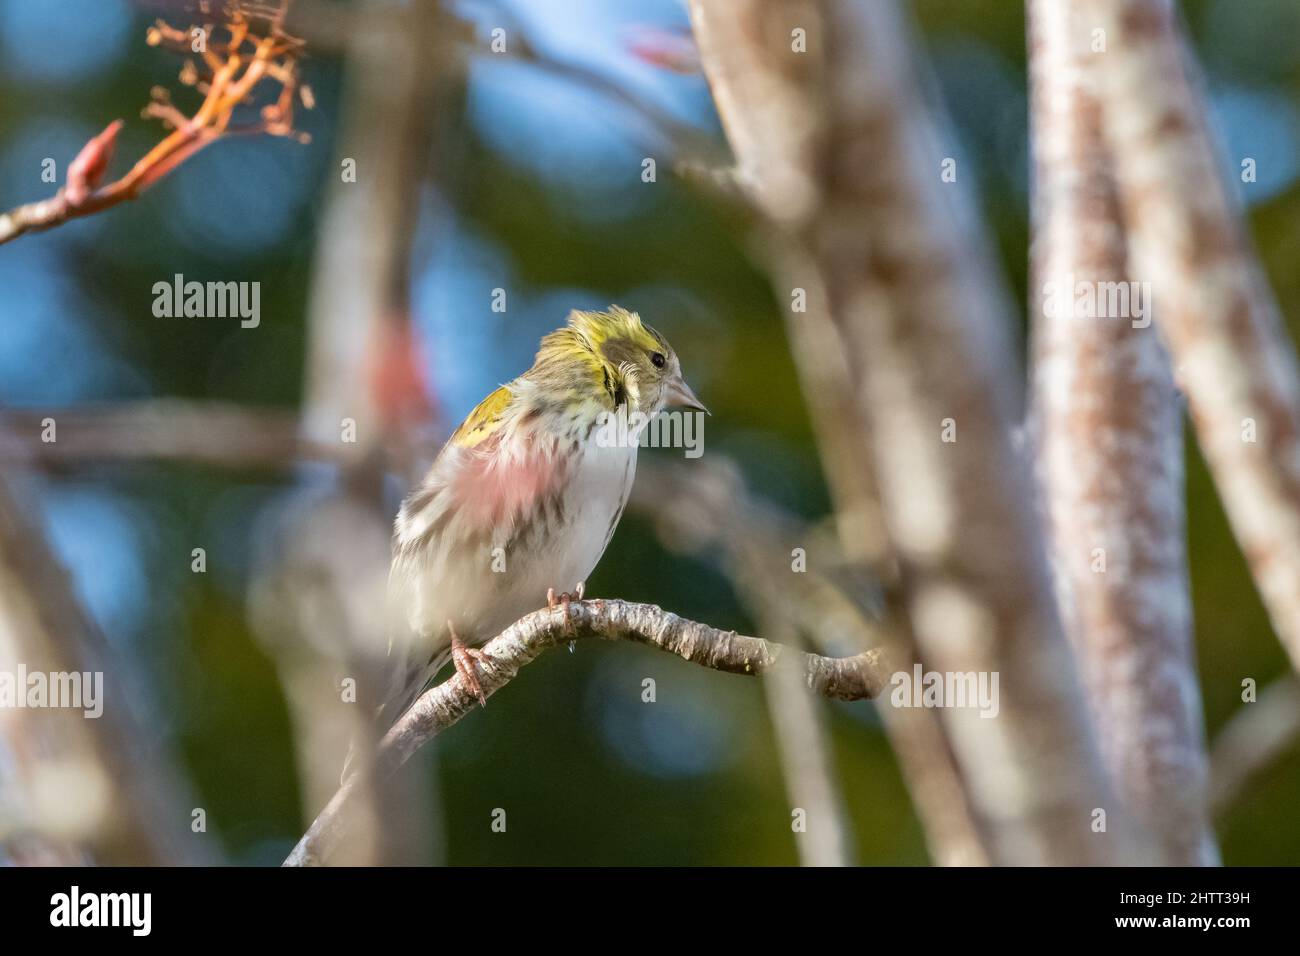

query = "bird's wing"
[
  {"left": 382, "top": 383, "right": 571, "bottom": 726},
  {"left": 448, "top": 383, "right": 514, "bottom": 449},
  {"left": 393, "top": 384, "right": 515, "bottom": 554},
  {"left": 397, "top": 383, "right": 569, "bottom": 553}
]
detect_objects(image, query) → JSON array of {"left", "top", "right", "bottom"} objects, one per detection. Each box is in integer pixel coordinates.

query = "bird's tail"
[{"left": 340, "top": 648, "right": 452, "bottom": 783}]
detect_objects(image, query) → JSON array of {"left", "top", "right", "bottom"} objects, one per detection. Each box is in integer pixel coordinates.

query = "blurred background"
[{"left": 0, "top": 0, "right": 1297, "bottom": 865}]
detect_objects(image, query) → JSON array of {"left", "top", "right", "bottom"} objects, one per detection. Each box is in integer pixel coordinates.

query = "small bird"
[{"left": 380, "top": 306, "right": 706, "bottom": 725}]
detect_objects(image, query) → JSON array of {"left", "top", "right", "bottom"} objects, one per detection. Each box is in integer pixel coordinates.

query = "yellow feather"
[
  {"left": 566, "top": 305, "right": 665, "bottom": 354},
  {"left": 449, "top": 384, "right": 513, "bottom": 448}
]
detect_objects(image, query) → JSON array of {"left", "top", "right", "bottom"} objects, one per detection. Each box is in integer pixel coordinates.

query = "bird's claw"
[
  {"left": 546, "top": 582, "right": 586, "bottom": 635},
  {"left": 450, "top": 622, "right": 490, "bottom": 707}
]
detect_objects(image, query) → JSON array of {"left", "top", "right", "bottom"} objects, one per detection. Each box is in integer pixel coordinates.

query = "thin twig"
[
  {"left": 1209, "top": 675, "right": 1300, "bottom": 817},
  {"left": 761, "top": 621, "right": 858, "bottom": 866},
  {"left": 0, "top": 6, "right": 308, "bottom": 246},
  {"left": 283, "top": 598, "right": 892, "bottom": 865}
]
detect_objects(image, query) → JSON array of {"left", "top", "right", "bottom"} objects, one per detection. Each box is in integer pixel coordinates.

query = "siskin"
[{"left": 381, "top": 305, "right": 706, "bottom": 723}]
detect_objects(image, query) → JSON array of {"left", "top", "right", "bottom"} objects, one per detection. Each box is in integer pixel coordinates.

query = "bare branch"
[
  {"left": 688, "top": 0, "right": 1119, "bottom": 865},
  {"left": 762, "top": 623, "right": 857, "bottom": 866},
  {"left": 298, "top": 0, "right": 446, "bottom": 461},
  {"left": 1083, "top": 0, "right": 1300, "bottom": 673},
  {"left": 631, "top": 457, "right": 887, "bottom": 654},
  {"left": 633, "top": 458, "right": 987, "bottom": 866},
  {"left": 283, "top": 598, "right": 892, "bottom": 866},
  {"left": 250, "top": 489, "right": 433, "bottom": 866},
  {"left": 493, "top": 31, "right": 724, "bottom": 168},
  {"left": 683, "top": 4, "right": 990, "bottom": 867},
  {"left": 803, "top": 0, "right": 1125, "bottom": 866},
  {"left": 263, "top": 0, "right": 451, "bottom": 865},
  {"left": 1027, "top": 0, "right": 1216, "bottom": 865},
  {"left": 0, "top": 401, "right": 317, "bottom": 470},
  {"left": 0, "top": 6, "right": 309, "bottom": 246}
]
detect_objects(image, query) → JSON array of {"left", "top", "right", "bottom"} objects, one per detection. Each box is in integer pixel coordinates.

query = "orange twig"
[{"left": 0, "top": 1, "right": 309, "bottom": 246}]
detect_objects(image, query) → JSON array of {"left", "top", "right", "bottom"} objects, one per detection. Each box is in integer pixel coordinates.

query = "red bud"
[{"left": 65, "top": 119, "right": 123, "bottom": 206}]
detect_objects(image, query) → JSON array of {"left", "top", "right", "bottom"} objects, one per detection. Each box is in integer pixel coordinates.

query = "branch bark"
[
  {"left": 632, "top": 457, "right": 987, "bottom": 865},
  {"left": 685, "top": 1, "right": 989, "bottom": 867},
  {"left": 1082, "top": 0, "right": 1300, "bottom": 674},
  {"left": 689, "top": 0, "right": 1120, "bottom": 865},
  {"left": 762, "top": 630, "right": 857, "bottom": 866},
  {"left": 1027, "top": 0, "right": 1216, "bottom": 865},
  {"left": 262, "top": 0, "right": 451, "bottom": 866},
  {"left": 298, "top": 0, "right": 446, "bottom": 459},
  {"left": 283, "top": 598, "right": 892, "bottom": 866}
]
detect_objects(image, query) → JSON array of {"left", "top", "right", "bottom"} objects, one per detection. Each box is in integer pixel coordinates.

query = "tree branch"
[
  {"left": 0, "top": 4, "right": 308, "bottom": 246},
  {"left": 684, "top": 1, "right": 991, "bottom": 868},
  {"left": 297, "top": 0, "right": 445, "bottom": 462},
  {"left": 260, "top": 0, "right": 451, "bottom": 866},
  {"left": 0, "top": 401, "right": 317, "bottom": 470},
  {"left": 1082, "top": 0, "right": 1300, "bottom": 674},
  {"left": 688, "top": 0, "right": 1120, "bottom": 865},
  {"left": 283, "top": 598, "right": 892, "bottom": 866},
  {"left": 1209, "top": 675, "right": 1300, "bottom": 817},
  {"left": 1027, "top": 0, "right": 1216, "bottom": 865}
]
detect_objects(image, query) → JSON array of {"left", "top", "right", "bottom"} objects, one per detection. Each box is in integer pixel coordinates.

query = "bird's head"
[{"left": 534, "top": 306, "right": 706, "bottom": 418}]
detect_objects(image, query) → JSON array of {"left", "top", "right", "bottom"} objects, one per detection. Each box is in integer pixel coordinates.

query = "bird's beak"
[{"left": 666, "top": 373, "right": 709, "bottom": 415}]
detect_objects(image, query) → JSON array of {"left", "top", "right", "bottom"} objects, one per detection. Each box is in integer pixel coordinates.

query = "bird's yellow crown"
[{"left": 536, "top": 306, "right": 667, "bottom": 366}]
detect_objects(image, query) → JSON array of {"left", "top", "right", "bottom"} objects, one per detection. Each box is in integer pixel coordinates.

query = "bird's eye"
[{"left": 651, "top": 352, "right": 666, "bottom": 368}]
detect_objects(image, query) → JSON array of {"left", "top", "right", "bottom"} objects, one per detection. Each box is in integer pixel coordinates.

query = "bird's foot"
[
  {"left": 546, "top": 582, "right": 586, "bottom": 635},
  {"left": 449, "top": 622, "right": 490, "bottom": 707}
]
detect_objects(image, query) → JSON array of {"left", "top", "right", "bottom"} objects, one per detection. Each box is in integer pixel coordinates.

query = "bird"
[{"left": 378, "top": 305, "right": 706, "bottom": 729}]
